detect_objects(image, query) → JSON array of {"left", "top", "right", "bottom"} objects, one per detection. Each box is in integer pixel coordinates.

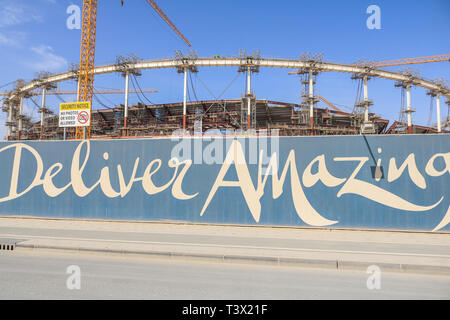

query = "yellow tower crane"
[
  {"left": 288, "top": 54, "right": 450, "bottom": 75},
  {"left": 364, "top": 54, "right": 450, "bottom": 68},
  {"left": 75, "top": 0, "right": 191, "bottom": 140}
]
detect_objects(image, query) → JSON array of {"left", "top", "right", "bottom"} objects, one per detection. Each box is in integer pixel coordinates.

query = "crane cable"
[
  {"left": 353, "top": 78, "right": 362, "bottom": 110},
  {"left": 0, "top": 80, "right": 17, "bottom": 90},
  {"left": 445, "top": 104, "right": 449, "bottom": 130},
  {"left": 29, "top": 97, "right": 41, "bottom": 110},
  {"left": 188, "top": 71, "right": 199, "bottom": 102},
  {"left": 194, "top": 72, "right": 242, "bottom": 121},
  {"left": 217, "top": 72, "right": 241, "bottom": 100},
  {"left": 427, "top": 95, "right": 433, "bottom": 127},
  {"left": 93, "top": 92, "right": 113, "bottom": 110},
  {"left": 93, "top": 87, "right": 116, "bottom": 109},
  {"left": 194, "top": 72, "right": 241, "bottom": 102},
  {"left": 131, "top": 74, "right": 155, "bottom": 105},
  {"left": 54, "top": 93, "right": 66, "bottom": 103},
  {"left": 129, "top": 75, "right": 145, "bottom": 105}
]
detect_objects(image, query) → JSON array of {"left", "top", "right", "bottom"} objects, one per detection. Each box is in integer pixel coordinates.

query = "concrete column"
[
  {"left": 40, "top": 88, "right": 46, "bottom": 140},
  {"left": 6, "top": 103, "right": 12, "bottom": 140},
  {"left": 436, "top": 94, "right": 441, "bottom": 133},
  {"left": 247, "top": 67, "right": 251, "bottom": 131},
  {"left": 124, "top": 71, "right": 130, "bottom": 136},
  {"left": 363, "top": 76, "right": 369, "bottom": 123},
  {"left": 18, "top": 97, "right": 23, "bottom": 140},
  {"left": 183, "top": 68, "right": 187, "bottom": 132},
  {"left": 406, "top": 85, "right": 412, "bottom": 134},
  {"left": 77, "top": 78, "right": 81, "bottom": 102},
  {"left": 309, "top": 69, "right": 314, "bottom": 134}
]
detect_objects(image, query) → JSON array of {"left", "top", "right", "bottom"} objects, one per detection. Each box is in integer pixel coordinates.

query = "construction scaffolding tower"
[{"left": 238, "top": 49, "right": 260, "bottom": 131}]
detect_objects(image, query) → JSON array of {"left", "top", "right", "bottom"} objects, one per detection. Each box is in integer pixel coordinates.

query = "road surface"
[{"left": 1, "top": 249, "right": 449, "bottom": 300}]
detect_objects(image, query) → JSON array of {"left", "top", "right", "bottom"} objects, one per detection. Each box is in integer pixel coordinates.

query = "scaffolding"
[
  {"left": 3, "top": 54, "right": 448, "bottom": 141},
  {"left": 9, "top": 98, "right": 392, "bottom": 140}
]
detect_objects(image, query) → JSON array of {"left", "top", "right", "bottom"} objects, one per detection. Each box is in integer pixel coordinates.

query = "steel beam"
[{"left": 7, "top": 58, "right": 450, "bottom": 105}]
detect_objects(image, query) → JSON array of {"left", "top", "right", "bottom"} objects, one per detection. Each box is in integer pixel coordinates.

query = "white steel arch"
[{"left": 6, "top": 57, "right": 450, "bottom": 102}]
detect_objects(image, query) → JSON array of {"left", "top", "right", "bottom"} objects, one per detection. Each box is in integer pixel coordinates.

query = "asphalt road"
[
  {"left": 1, "top": 250, "right": 449, "bottom": 299},
  {"left": 2, "top": 225, "right": 449, "bottom": 256},
  {"left": 1, "top": 218, "right": 450, "bottom": 274}
]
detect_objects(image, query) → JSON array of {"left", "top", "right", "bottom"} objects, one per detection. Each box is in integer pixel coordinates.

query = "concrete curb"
[
  {"left": 16, "top": 242, "right": 450, "bottom": 276},
  {"left": 2, "top": 215, "right": 449, "bottom": 234}
]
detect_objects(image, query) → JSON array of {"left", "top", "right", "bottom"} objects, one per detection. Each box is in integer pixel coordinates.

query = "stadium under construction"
[{"left": 2, "top": 54, "right": 450, "bottom": 140}]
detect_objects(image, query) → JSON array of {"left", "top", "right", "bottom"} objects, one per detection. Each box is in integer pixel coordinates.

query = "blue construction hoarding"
[{"left": 0, "top": 135, "right": 448, "bottom": 232}]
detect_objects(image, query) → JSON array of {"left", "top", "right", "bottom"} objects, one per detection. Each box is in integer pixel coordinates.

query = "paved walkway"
[{"left": 1, "top": 216, "right": 449, "bottom": 274}]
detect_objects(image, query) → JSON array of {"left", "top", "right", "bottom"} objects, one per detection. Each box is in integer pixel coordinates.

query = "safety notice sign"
[{"left": 59, "top": 102, "right": 91, "bottom": 127}]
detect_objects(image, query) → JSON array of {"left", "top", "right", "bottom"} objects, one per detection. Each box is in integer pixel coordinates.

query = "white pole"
[
  {"left": 247, "top": 67, "right": 251, "bottom": 131},
  {"left": 7, "top": 103, "right": 12, "bottom": 139},
  {"left": 436, "top": 94, "right": 441, "bottom": 133},
  {"left": 247, "top": 67, "right": 251, "bottom": 95},
  {"left": 309, "top": 69, "right": 314, "bottom": 133},
  {"left": 406, "top": 84, "right": 412, "bottom": 133},
  {"left": 124, "top": 71, "right": 130, "bottom": 136},
  {"left": 18, "top": 97, "right": 23, "bottom": 140},
  {"left": 363, "top": 76, "right": 369, "bottom": 123},
  {"left": 183, "top": 67, "right": 187, "bottom": 132}
]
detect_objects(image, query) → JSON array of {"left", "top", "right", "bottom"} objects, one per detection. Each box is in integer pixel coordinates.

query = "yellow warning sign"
[
  {"left": 59, "top": 102, "right": 91, "bottom": 127},
  {"left": 59, "top": 102, "right": 91, "bottom": 111}
]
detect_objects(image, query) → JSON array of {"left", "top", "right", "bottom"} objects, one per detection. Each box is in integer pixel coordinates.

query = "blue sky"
[{"left": 0, "top": 0, "right": 449, "bottom": 139}]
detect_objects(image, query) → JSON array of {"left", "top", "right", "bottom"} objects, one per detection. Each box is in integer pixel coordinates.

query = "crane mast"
[
  {"left": 76, "top": 0, "right": 97, "bottom": 139},
  {"left": 75, "top": 0, "right": 191, "bottom": 139}
]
